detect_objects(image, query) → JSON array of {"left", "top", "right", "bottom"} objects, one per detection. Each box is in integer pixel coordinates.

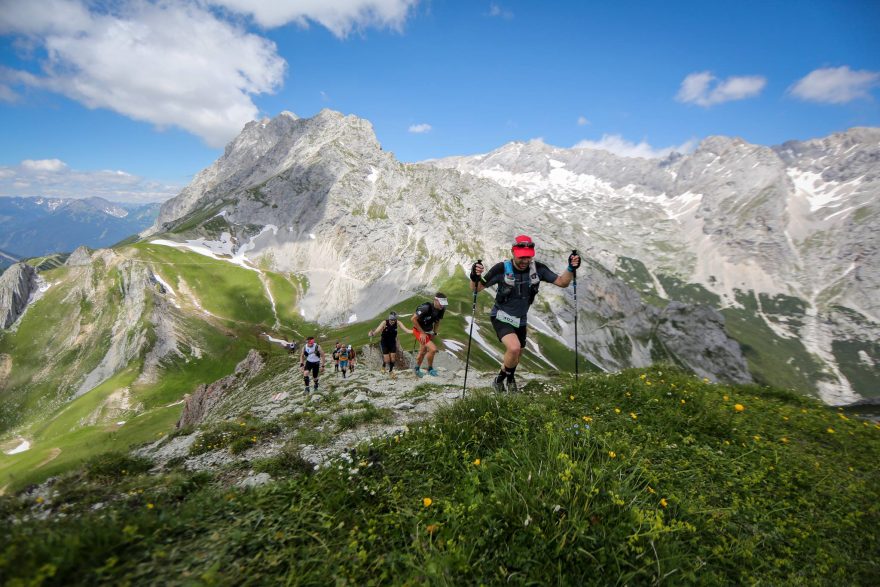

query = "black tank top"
[{"left": 381, "top": 320, "right": 398, "bottom": 339}]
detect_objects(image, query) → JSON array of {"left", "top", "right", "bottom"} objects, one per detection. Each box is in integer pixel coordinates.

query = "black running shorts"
[
  {"left": 380, "top": 339, "right": 397, "bottom": 354},
  {"left": 303, "top": 362, "right": 320, "bottom": 377},
  {"left": 490, "top": 317, "right": 527, "bottom": 348}
]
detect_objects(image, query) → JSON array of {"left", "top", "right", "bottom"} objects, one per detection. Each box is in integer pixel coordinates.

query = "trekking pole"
[
  {"left": 571, "top": 249, "right": 579, "bottom": 383},
  {"left": 462, "top": 260, "right": 481, "bottom": 397}
]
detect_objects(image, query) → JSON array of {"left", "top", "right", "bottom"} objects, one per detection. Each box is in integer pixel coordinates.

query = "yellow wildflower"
[
  {"left": 646, "top": 381, "right": 652, "bottom": 386},
  {"left": 783, "top": 416, "right": 789, "bottom": 421},
  {"left": 569, "top": 395, "right": 575, "bottom": 401},
  {"left": 608, "top": 451, "right": 617, "bottom": 458},
  {"left": 582, "top": 415, "right": 593, "bottom": 423},
  {"left": 630, "top": 412, "right": 638, "bottom": 420},
  {"left": 426, "top": 524, "right": 439, "bottom": 535},
  {"left": 423, "top": 497, "right": 433, "bottom": 507},
  {"left": 781, "top": 437, "right": 789, "bottom": 444},
  {"left": 473, "top": 458, "right": 481, "bottom": 466},
  {"left": 723, "top": 440, "right": 730, "bottom": 445},
  {"left": 640, "top": 374, "right": 646, "bottom": 380},
  {"left": 753, "top": 435, "right": 761, "bottom": 441},
  {"left": 646, "top": 486, "right": 656, "bottom": 494},
  {"left": 827, "top": 428, "right": 835, "bottom": 434},
  {"left": 723, "top": 395, "right": 729, "bottom": 401},
  {"left": 838, "top": 413, "right": 849, "bottom": 421},
  {"left": 734, "top": 404, "right": 745, "bottom": 412},
  {"left": 660, "top": 498, "right": 668, "bottom": 508},
  {"left": 35, "top": 496, "right": 44, "bottom": 504},
  {"left": 147, "top": 503, "right": 154, "bottom": 509},
  {"left": 680, "top": 399, "right": 686, "bottom": 405},
  {"left": 614, "top": 408, "right": 621, "bottom": 414}
]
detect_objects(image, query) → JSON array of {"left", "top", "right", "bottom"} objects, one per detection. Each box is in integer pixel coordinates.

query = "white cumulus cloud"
[
  {"left": 408, "top": 123, "right": 432, "bottom": 133},
  {"left": 21, "top": 159, "right": 67, "bottom": 172},
  {"left": 488, "top": 3, "right": 514, "bottom": 19},
  {"left": 573, "top": 134, "right": 696, "bottom": 159},
  {"left": 210, "top": 0, "right": 418, "bottom": 36},
  {"left": 789, "top": 66, "right": 880, "bottom": 104},
  {"left": 0, "top": 0, "right": 418, "bottom": 147},
  {"left": 676, "top": 71, "right": 766, "bottom": 107},
  {"left": 0, "top": 159, "right": 182, "bottom": 203}
]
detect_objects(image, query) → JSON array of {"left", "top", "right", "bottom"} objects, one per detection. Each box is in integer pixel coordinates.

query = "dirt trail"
[{"left": 36, "top": 448, "right": 62, "bottom": 469}]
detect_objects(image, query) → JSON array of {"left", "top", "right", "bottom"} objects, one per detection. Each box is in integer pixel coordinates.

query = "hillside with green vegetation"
[{"left": 2, "top": 367, "right": 877, "bottom": 584}]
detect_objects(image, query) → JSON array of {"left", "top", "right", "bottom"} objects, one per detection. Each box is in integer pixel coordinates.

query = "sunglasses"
[{"left": 513, "top": 242, "right": 535, "bottom": 249}]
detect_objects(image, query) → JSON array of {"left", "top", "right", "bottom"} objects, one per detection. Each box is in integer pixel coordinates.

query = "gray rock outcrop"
[
  {"left": 177, "top": 350, "right": 266, "bottom": 428},
  {"left": 65, "top": 246, "right": 92, "bottom": 267},
  {"left": 656, "top": 302, "right": 752, "bottom": 384},
  {"left": 0, "top": 263, "right": 38, "bottom": 329}
]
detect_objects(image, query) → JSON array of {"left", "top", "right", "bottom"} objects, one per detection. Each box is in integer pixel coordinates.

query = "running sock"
[
  {"left": 304, "top": 376, "right": 310, "bottom": 387},
  {"left": 388, "top": 362, "right": 395, "bottom": 373},
  {"left": 496, "top": 367, "right": 512, "bottom": 383},
  {"left": 506, "top": 366, "right": 517, "bottom": 381}
]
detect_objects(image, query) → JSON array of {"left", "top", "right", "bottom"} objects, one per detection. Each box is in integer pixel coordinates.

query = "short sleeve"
[
  {"left": 536, "top": 262, "right": 559, "bottom": 283},
  {"left": 482, "top": 262, "right": 506, "bottom": 287}
]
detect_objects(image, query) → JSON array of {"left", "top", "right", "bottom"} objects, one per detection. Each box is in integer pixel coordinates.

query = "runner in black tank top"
[{"left": 368, "top": 311, "right": 412, "bottom": 378}]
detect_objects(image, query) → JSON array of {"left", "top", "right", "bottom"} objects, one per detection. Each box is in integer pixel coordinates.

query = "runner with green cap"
[
  {"left": 412, "top": 293, "right": 448, "bottom": 377},
  {"left": 470, "top": 235, "right": 580, "bottom": 392}
]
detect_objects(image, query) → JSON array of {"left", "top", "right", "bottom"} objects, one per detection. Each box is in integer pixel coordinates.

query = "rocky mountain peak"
[
  {"left": 151, "top": 109, "right": 383, "bottom": 230},
  {"left": 0, "top": 263, "right": 37, "bottom": 329}
]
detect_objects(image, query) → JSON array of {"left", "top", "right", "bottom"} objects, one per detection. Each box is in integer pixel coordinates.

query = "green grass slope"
[
  {"left": 2, "top": 368, "right": 877, "bottom": 585},
  {"left": 0, "top": 243, "right": 312, "bottom": 491}
]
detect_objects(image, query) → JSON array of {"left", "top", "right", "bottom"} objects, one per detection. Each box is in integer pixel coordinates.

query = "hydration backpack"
[{"left": 497, "top": 259, "right": 541, "bottom": 305}]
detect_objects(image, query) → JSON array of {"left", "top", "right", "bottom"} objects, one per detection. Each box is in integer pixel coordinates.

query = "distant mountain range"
[
  {"left": 0, "top": 196, "right": 160, "bottom": 258},
  {"left": 0, "top": 248, "right": 18, "bottom": 274}
]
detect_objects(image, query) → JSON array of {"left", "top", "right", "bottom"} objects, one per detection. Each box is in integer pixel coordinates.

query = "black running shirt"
[
  {"left": 482, "top": 260, "right": 558, "bottom": 326},
  {"left": 414, "top": 302, "right": 445, "bottom": 332}
]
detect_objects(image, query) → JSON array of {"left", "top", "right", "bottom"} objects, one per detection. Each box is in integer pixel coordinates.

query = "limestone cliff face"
[
  {"left": 146, "top": 110, "right": 756, "bottom": 386},
  {"left": 0, "top": 263, "right": 37, "bottom": 329}
]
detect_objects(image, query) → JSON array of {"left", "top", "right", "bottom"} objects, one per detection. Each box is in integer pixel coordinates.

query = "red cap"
[{"left": 512, "top": 234, "right": 536, "bottom": 258}]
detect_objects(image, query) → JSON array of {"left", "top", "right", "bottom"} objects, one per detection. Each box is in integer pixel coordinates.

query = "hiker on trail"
[
  {"left": 300, "top": 336, "right": 325, "bottom": 394},
  {"left": 412, "top": 293, "right": 448, "bottom": 377},
  {"left": 260, "top": 332, "right": 298, "bottom": 354},
  {"left": 338, "top": 343, "right": 352, "bottom": 379},
  {"left": 332, "top": 341, "right": 342, "bottom": 372},
  {"left": 470, "top": 235, "right": 580, "bottom": 393},
  {"left": 368, "top": 311, "right": 413, "bottom": 378},
  {"left": 346, "top": 345, "right": 357, "bottom": 374}
]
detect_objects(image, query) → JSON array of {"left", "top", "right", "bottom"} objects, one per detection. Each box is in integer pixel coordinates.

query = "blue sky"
[{"left": 0, "top": 0, "right": 878, "bottom": 203}]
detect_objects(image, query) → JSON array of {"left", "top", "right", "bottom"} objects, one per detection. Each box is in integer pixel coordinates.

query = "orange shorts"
[{"left": 414, "top": 331, "right": 433, "bottom": 344}]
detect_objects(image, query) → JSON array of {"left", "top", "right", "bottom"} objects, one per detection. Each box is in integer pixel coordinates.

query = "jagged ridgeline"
[{"left": 1, "top": 109, "right": 877, "bottom": 493}]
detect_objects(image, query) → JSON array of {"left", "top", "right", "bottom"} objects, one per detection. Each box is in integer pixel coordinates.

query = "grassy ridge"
[{"left": 2, "top": 368, "right": 877, "bottom": 585}]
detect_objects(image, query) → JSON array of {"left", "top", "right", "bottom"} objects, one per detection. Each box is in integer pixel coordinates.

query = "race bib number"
[{"left": 495, "top": 309, "right": 522, "bottom": 327}]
